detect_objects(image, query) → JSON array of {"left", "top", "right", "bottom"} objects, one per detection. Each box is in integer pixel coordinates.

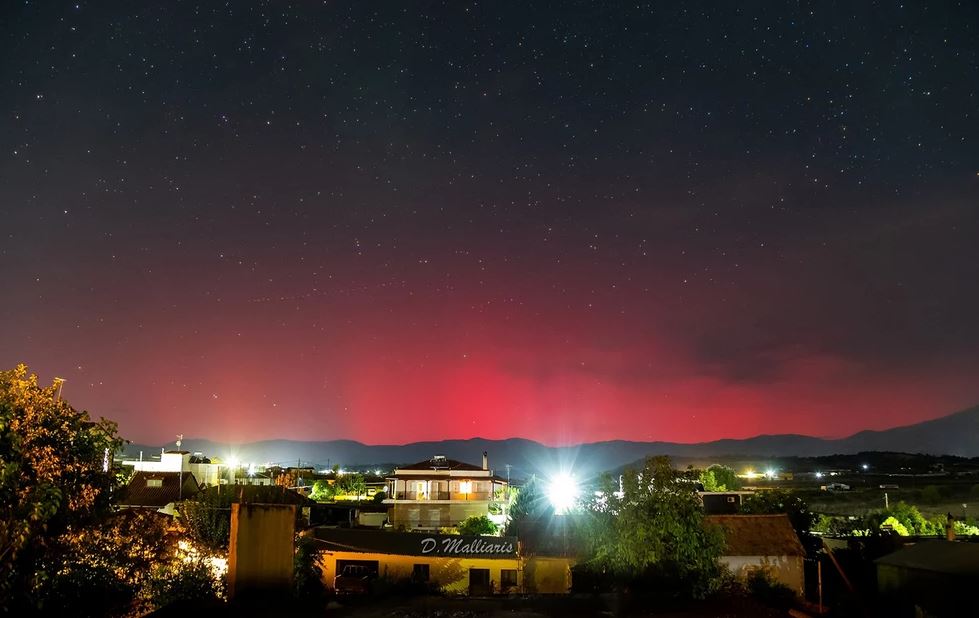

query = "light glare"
[{"left": 546, "top": 472, "right": 579, "bottom": 514}]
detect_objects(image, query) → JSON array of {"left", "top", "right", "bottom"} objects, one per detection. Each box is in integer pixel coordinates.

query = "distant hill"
[{"left": 123, "top": 404, "right": 979, "bottom": 478}]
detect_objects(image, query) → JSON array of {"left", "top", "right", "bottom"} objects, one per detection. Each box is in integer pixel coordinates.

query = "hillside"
[{"left": 123, "top": 404, "right": 979, "bottom": 477}]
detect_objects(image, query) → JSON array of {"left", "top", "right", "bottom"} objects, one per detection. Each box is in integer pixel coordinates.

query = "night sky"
[{"left": 2, "top": 2, "right": 978, "bottom": 446}]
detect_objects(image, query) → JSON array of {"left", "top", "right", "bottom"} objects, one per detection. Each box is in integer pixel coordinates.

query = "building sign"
[
  {"left": 421, "top": 536, "right": 515, "bottom": 557},
  {"left": 314, "top": 528, "right": 519, "bottom": 558}
]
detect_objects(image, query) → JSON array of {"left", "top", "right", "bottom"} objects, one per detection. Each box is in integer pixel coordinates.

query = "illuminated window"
[
  {"left": 459, "top": 481, "right": 473, "bottom": 494},
  {"left": 146, "top": 478, "right": 163, "bottom": 488}
]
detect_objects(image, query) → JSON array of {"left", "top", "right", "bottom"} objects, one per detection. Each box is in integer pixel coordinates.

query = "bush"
[
  {"left": 746, "top": 569, "right": 795, "bottom": 609},
  {"left": 920, "top": 485, "right": 941, "bottom": 504},
  {"left": 38, "top": 562, "right": 135, "bottom": 618},
  {"left": 457, "top": 514, "right": 498, "bottom": 536},
  {"left": 145, "top": 559, "right": 223, "bottom": 610}
]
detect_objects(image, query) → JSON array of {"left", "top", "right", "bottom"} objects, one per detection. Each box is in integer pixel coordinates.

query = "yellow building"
[{"left": 313, "top": 528, "right": 572, "bottom": 595}]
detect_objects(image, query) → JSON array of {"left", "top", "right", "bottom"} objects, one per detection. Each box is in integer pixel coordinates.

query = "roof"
[
  {"left": 198, "top": 483, "right": 315, "bottom": 505},
  {"left": 386, "top": 473, "right": 507, "bottom": 482},
  {"left": 875, "top": 541, "right": 979, "bottom": 576},
  {"left": 120, "top": 471, "right": 200, "bottom": 507},
  {"left": 706, "top": 514, "right": 805, "bottom": 557},
  {"left": 396, "top": 457, "right": 485, "bottom": 472},
  {"left": 312, "top": 528, "right": 517, "bottom": 558}
]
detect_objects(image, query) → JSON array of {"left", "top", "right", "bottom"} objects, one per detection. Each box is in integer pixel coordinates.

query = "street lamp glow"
[
  {"left": 765, "top": 468, "right": 776, "bottom": 479},
  {"left": 861, "top": 463, "right": 869, "bottom": 471},
  {"left": 546, "top": 472, "right": 579, "bottom": 515}
]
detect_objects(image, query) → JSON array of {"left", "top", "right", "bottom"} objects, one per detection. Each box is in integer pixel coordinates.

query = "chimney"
[{"left": 482, "top": 451, "right": 488, "bottom": 471}]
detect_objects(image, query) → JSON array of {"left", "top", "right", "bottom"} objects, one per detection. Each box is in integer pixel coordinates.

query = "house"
[
  {"left": 875, "top": 540, "right": 979, "bottom": 617},
  {"left": 698, "top": 491, "right": 755, "bottom": 515},
  {"left": 121, "top": 449, "right": 224, "bottom": 487},
  {"left": 311, "top": 527, "right": 572, "bottom": 595},
  {"left": 118, "top": 470, "right": 200, "bottom": 515},
  {"left": 706, "top": 514, "right": 806, "bottom": 596},
  {"left": 384, "top": 452, "right": 509, "bottom": 530}
]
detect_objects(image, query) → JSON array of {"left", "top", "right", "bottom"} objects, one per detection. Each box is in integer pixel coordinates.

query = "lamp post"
[{"left": 53, "top": 377, "right": 66, "bottom": 401}]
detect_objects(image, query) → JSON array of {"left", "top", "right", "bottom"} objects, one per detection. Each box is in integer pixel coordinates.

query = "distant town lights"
[
  {"left": 861, "top": 463, "right": 869, "bottom": 471},
  {"left": 765, "top": 468, "right": 777, "bottom": 479}
]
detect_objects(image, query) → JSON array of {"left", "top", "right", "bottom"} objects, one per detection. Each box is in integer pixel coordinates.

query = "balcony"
[
  {"left": 389, "top": 491, "right": 492, "bottom": 501},
  {"left": 392, "top": 491, "right": 450, "bottom": 501}
]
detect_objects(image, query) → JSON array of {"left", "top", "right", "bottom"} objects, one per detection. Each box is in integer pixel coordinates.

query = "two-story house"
[{"left": 384, "top": 452, "right": 508, "bottom": 530}]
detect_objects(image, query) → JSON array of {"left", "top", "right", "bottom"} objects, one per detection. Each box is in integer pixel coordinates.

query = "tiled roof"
[
  {"left": 397, "top": 457, "right": 485, "bottom": 472},
  {"left": 120, "top": 471, "right": 200, "bottom": 507},
  {"left": 706, "top": 514, "right": 805, "bottom": 557},
  {"left": 875, "top": 540, "right": 979, "bottom": 576}
]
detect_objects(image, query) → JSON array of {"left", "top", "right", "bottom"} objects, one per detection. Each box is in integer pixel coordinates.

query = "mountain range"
[{"left": 124, "top": 404, "right": 979, "bottom": 478}]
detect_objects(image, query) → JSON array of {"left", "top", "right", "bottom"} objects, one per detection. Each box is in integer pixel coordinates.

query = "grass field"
[{"left": 750, "top": 473, "right": 979, "bottom": 520}]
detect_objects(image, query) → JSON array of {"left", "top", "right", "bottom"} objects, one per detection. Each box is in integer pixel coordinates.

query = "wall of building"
[
  {"left": 719, "top": 555, "right": 804, "bottom": 597},
  {"left": 228, "top": 503, "right": 296, "bottom": 599},
  {"left": 389, "top": 502, "right": 491, "bottom": 529},
  {"left": 522, "top": 556, "right": 573, "bottom": 594},
  {"left": 318, "top": 550, "right": 521, "bottom": 594}
]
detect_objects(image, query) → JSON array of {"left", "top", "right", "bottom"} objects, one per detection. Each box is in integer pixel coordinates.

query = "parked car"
[
  {"left": 822, "top": 483, "right": 851, "bottom": 492},
  {"left": 334, "top": 564, "right": 373, "bottom": 595}
]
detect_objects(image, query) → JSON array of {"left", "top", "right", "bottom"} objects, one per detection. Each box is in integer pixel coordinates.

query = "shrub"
[
  {"left": 457, "top": 514, "right": 498, "bottom": 536},
  {"left": 144, "top": 558, "right": 223, "bottom": 610},
  {"left": 746, "top": 569, "right": 795, "bottom": 609}
]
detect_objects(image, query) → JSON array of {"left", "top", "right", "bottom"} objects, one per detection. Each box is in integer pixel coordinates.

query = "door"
[{"left": 469, "top": 568, "right": 491, "bottom": 595}]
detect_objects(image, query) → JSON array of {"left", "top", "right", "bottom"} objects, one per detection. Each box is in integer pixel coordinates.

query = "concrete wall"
[
  {"left": 228, "top": 503, "right": 296, "bottom": 599},
  {"left": 719, "top": 555, "right": 804, "bottom": 597}
]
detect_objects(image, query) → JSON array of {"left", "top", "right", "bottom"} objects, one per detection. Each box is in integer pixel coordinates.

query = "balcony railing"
[{"left": 390, "top": 491, "right": 492, "bottom": 501}]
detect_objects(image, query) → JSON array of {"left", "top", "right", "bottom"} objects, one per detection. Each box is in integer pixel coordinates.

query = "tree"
[
  {"left": 880, "top": 516, "right": 910, "bottom": 536},
  {"left": 309, "top": 480, "right": 336, "bottom": 502},
  {"left": 457, "top": 515, "right": 498, "bottom": 536},
  {"left": 293, "top": 535, "right": 325, "bottom": 603},
  {"left": 0, "top": 364, "right": 123, "bottom": 613},
  {"left": 740, "top": 489, "right": 816, "bottom": 537},
  {"left": 578, "top": 456, "right": 725, "bottom": 598},
  {"left": 180, "top": 486, "right": 234, "bottom": 552},
  {"left": 38, "top": 510, "right": 184, "bottom": 616},
  {"left": 503, "top": 477, "right": 548, "bottom": 538},
  {"left": 180, "top": 484, "right": 309, "bottom": 552},
  {"left": 867, "top": 502, "right": 938, "bottom": 536},
  {"left": 699, "top": 465, "right": 741, "bottom": 492}
]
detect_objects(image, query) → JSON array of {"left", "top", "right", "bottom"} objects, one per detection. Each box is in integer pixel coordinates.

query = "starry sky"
[{"left": 2, "top": 1, "right": 978, "bottom": 447}]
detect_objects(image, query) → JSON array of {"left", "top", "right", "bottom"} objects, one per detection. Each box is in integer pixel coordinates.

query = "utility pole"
[
  {"left": 53, "top": 377, "right": 66, "bottom": 401},
  {"left": 177, "top": 435, "right": 184, "bottom": 501}
]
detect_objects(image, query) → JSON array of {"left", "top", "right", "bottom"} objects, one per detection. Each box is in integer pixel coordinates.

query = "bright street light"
[{"left": 546, "top": 472, "right": 579, "bottom": 515}]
